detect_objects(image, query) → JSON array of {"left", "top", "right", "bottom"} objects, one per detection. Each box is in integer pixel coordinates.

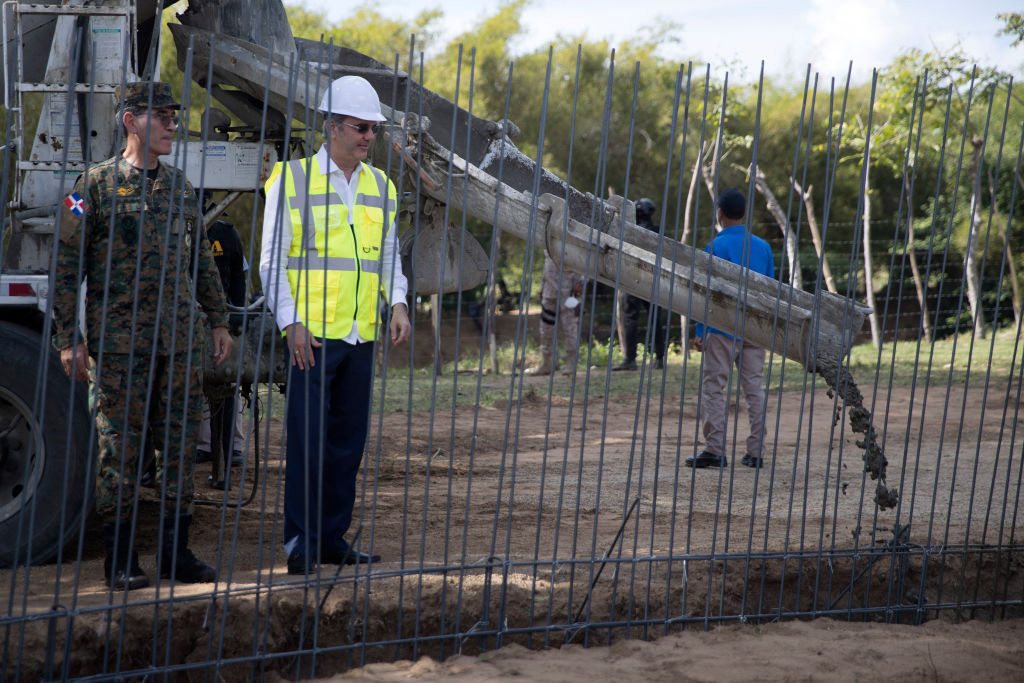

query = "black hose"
[{"left": 194, "top": 389, "right": 262, "bottom": 509}]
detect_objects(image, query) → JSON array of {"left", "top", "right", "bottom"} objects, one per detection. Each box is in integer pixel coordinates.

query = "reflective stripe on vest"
[{"left": 278, "top": 157, "right": 395, "bottom": 339}]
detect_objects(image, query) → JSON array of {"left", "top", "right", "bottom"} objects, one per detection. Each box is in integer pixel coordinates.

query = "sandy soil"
[
  {"left": 328, "top": 618, "right": 1024, "bottom": 682},
  {"left": 4, "top": 311, "right": 1023, "bottom": 680}
]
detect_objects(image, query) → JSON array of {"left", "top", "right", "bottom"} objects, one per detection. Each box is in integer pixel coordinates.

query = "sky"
[{"left": 300, "top": 0, "right": 1022, "bottom": 84}]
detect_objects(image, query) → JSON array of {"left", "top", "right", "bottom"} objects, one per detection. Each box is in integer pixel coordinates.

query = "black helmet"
[{"left": 635, "top": 198, "right": 656, "bottom": 221}]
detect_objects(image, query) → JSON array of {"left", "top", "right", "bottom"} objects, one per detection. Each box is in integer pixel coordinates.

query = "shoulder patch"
[
  {"left": 58, "top": 192, "right": 85, "bottom": 243},
  {"left": 63, "top": 192, "right": 86, "bottom": 216}
]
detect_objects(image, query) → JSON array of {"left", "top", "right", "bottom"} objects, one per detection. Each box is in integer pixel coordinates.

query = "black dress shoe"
[
  {"left": 741, "top": 453, "right": 763, "bottom": 468},
  {"left": 195, "top": 450, "right": 212, "bottom": 464},
  {"left": 322, "top": 546, "right": 381, "bottom": 565},
  {"left": 287, "top": 552, "right": 314, "bottom": 575},
  {"left": 685, "top": 451, "right": 727, "bottom": 468}
]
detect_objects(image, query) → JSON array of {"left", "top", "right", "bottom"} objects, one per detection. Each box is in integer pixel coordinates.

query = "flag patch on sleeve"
[{"left": 64, "top": 192, "right": 86, "bottom": 216}]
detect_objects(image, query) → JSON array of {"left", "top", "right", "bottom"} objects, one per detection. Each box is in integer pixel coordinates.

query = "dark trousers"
[
  {"left": 621, "top": 293, "right": 668, "bottom": 360},
  {"left": 283, "top": 338, "right": 374, "bottom": 557}
]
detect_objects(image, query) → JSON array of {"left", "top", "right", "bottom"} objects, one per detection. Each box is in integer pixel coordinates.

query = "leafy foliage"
[
  {"left": 997, "top": 12, "right": 1024, "bottom": 47},
  {"left": 287, "top": 1, "right": 442, "bottom": 65},
  {"left": 158, "top": 3, "right": 1024, "bottom": 341}
]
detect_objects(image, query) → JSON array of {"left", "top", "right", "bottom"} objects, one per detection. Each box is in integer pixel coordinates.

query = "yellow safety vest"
[{"left": 265, "top": 156, "right": 397, "bottom": 340}]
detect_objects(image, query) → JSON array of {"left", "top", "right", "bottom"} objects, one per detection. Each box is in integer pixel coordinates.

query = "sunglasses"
[
  {"left": 340, "top": 121, "right": 380, "bottom": 135},
  {"left": 146, "top": 111, "right": 180, "bottom": 128}
]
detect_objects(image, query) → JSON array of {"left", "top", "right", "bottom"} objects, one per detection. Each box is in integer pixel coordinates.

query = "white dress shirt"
[{"left": 259, "top": 145, "right": 408, "bottom": 344}]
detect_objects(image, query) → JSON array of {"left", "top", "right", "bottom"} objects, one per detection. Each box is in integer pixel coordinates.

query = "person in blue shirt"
[{"left": 688, "top": 188, "right": 775, "bottom": 469}]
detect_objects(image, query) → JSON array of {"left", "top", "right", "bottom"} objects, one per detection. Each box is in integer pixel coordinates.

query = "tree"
[
  {"left": 997, "top": 12, "right": 1024, "bottom": 47},
  {"left": 424, "top": 0, "right": 529, "bottom": 115},
  {"left": 287, "top": 2, "right": 442, "bottom": 66},
  {"left": 791, "top": 180, "right": 838, "bottom": 294},
  {"left": 747, "top": 164, "right": 803, "bottom": 289},
  {"left": 881, "top": 48, "right": 1014, "bottom": 340}
]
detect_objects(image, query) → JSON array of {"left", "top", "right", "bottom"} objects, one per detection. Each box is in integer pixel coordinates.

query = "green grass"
[
  {"left": 371, "top": 338, "right": 705, "bottom": 414},
  {"left": 255, "top": 326, "right": 1021, "bottom": 418},
  {"left": 847, "top": 325, "right": 1022, "bottom": 387}
]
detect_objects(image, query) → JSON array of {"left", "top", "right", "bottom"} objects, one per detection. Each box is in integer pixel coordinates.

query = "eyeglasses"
[
  {"left": 147, "top": 111, "right": 179, "bottom": 128},
  {"left": 340, "top": 121, "right": 380, "bottom": 135}
]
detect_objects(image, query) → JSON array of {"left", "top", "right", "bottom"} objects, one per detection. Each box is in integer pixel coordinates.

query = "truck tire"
[{"left": 0, "top": 322, "right": 92, "bottom": 567}]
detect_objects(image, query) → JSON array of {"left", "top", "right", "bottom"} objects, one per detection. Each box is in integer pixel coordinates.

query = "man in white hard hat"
[{"left": 260, "top": 75, "right": 411, "bottom": 575}]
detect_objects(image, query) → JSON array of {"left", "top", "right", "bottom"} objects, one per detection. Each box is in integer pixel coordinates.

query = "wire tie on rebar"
[
  {"left": 564, "top": 621, "right": 590, "bottom": 643},
  {"left": 458, "top": 619, "right": 489, "bottom": 654},
  {"left": 470, "top": 554, "right": 504, "bottom": 568},
  {"left": 203, "top": 594, "right": 217, "bottom": 631}
]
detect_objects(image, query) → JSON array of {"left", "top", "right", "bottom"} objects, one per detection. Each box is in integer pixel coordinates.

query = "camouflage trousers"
[
  {"left": 539, "top": 254, "right": 583, "bottom": 357},
  {"left": 92, "top": 352, "right": 203, "bottom": 522}
]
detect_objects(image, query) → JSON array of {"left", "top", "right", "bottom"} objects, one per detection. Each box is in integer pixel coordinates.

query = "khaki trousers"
[{"left": 700, "top": 333, "right": 767, "bottom": 458}]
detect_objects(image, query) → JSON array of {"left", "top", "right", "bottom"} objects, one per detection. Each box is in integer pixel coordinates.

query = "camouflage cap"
[{"left": 116, "top": 81, "right": 180, "bottom": 110}]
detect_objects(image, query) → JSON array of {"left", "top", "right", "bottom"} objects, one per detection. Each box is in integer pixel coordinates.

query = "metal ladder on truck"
[{"left": 2, "top": 0, "right": 135, "bottom": 269}]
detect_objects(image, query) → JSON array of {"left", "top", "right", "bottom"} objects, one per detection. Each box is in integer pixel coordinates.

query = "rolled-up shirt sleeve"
[{"left": 259, "top": 172, "right": 299, "bottom": 332}]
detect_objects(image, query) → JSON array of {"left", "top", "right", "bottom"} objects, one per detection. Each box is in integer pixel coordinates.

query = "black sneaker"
[
  {"left": 685, "top": 451, "right": 727, "bottom": 468},
  {"left": 741, "top": 453, "right": 763, "bottom": 468}
]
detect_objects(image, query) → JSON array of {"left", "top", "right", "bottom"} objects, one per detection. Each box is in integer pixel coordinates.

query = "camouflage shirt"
[{"left": 52, "top": 155, "right": 228, "bottom": 355}]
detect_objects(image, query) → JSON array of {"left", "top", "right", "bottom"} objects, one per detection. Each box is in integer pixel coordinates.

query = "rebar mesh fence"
[{"left": 1, "top": 14, "right": 1023, "bottom": 681}]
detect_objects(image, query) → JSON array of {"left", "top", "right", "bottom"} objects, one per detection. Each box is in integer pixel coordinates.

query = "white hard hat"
[{"left": 318, "top": 75, "right": 385, "bottom": 121}]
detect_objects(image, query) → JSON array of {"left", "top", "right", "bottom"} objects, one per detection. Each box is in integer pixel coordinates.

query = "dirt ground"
[
  {"left": 326, "top": 618, "right": 1024, "bottom": 682},
  {"left": 4, "top": 311, "right": 1023, "bottom": 680}
]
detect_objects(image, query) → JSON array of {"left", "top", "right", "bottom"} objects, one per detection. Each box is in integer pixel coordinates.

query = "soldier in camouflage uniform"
[
  {"left": 52, "top": 82, "right": 233, "bottom": 591},
  {"left": 524, "top": 253, "right": 584, "bottom": 376}
]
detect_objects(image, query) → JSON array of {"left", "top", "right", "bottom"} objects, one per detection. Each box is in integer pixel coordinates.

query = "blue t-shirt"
[{"left": 694, "top": 224, "right": 775, "bottom": 339}]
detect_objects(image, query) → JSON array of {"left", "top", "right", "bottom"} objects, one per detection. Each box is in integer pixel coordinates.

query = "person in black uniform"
[
  {"left": 208, "top": 217, "right": 246, "bottom": 310},
  {"left": 612, "top": 198, "right": 669, "bottom": 370},
  {"left": 196, "top": 216, "right": 248, "bottom": 470}
]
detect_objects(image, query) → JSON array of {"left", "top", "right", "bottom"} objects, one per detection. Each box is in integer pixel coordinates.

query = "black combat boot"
[
  {"left": 102, "top": 522, "right": 150, "bottom": 591},
  {"left": 158, "top": 514, "right": 216, "bottom": 583}
]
